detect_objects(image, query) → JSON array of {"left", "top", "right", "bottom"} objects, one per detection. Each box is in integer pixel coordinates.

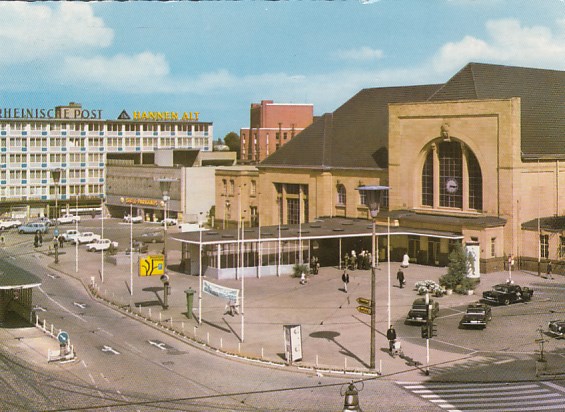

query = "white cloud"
[
  {"left": 61, "top": 53, "right": 170, "bottom": 91},
  {"left": 432, "top": 18, "right": 565, "bottom": 72},
  {"left": 333, "top": 46, "right": 384, "bottom": 62},
  {"left": 0, "top": 3, "right": 113, "bottom": 65}
]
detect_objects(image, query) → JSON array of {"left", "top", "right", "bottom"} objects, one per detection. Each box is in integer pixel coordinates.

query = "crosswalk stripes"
[{"left": 397, "top": 381, "right": 565, "bottom": 411}]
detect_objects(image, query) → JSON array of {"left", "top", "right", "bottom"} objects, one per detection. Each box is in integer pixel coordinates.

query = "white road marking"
[{"left": 38, "top": 286, "right": 87, "bottom": 323}]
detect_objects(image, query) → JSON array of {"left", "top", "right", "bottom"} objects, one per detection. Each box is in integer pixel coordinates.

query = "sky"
[{"left": 0, "top": 0, "right": 563, "bottom": 140}]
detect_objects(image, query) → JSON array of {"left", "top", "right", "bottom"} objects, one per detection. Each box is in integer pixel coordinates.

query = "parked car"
[
  {"left": 73, "top": 232, "right": 101, "bottom": 245},
  {"left": 482, "top": 283, "right": 533, "bottom": 305},
  {"left": 57, "top": 214, "right": 81, "bottom": 225},
  {"left": 18, "top": 222, "right": 48, "bottom": 234},
  {"left": 459, "top": 303, "right": 492, "bottom": 329},
  {"left": 406, "top": 298, "right": 439, "bottom": 324},
  {"left": 0, "top": 219, "right": 22, "bottom": 230},
  {"left": 86, "top": 239, "right": 118, "bottom": 252},
  {"left": 37, "top": 217, "right": 53, "bottom": 226},
  {"left": 161, "top": 218, "right": 178, "bottom": 226},
  {"left": 134, "top": 231, "right": 164, "bottom": 243},
  {"left": 124, "top": 215, "right": 143, "bottom": 223},
  {"left": 61, "top": 229, "right": 81, "bottom": 243},
  {"left": 126, "top": 240, "right": 149, "bottom": 255},
  {"left": 548, "top": 320, "right": 565, "bottom": 338}
]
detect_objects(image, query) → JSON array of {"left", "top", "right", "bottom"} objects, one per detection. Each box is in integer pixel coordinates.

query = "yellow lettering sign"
[{"left": 131, "top": 111, "right": 199, "bottom": 122}]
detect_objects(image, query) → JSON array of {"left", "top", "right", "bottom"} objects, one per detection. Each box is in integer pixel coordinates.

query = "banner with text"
[{"left": 203, "top": 280, "right": 239, "bottom": 302}]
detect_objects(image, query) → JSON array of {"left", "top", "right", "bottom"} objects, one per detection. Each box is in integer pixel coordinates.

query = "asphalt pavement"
[{"left": 1, "top": 226, "right": 564, "bottom": 382}]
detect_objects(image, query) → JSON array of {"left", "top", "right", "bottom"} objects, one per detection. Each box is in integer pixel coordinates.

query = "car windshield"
[
  {"left": 494, "top": 285, "right": 508, "bottom": 293},
  {"left": 467, "top": 309, "right": 484, "bottom": 314}
]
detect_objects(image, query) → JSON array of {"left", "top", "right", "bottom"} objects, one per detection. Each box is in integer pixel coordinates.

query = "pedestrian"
[
  {"left": 397, "top": 268, "right": 405, "bottom": 288},
  {"left": 343, "top": 253, "right": 350, "bottom": 270},
  {"left": 401, "top": 252, "right": 410, "bottom": 268},
  {"left": 59, "top": 234, "right": 64, "bottom": 248},
  {"left": 300, "top": 272, "right": 307, "bottom": 285},
  {"left": 350, "top": 250, "right": 357, "bottom": 270},
  {"left": 38, "top": 232, "right": 43, "bottom": 246},
  {"left": 34, "top": 233, "right": 39, "bottom": 248},
  {"left": 386, "top": 325, "right": 397, "bottom": 353},
  {"left": 341, "top": 270, "right": 350, "bottom": 292},
  {"left": 547, "top": 261, "right": 553, "bottom": 280}
]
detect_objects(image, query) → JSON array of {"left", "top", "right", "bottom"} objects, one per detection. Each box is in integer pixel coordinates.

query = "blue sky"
[{"left": 0, "top": 0, "right": 563, "bottom": 139}]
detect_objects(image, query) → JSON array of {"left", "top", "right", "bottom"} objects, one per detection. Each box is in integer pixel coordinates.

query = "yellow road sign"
[
  {"left": 356, "top": 297, "right": 372, "bottom": 306},
  {"left": 356, "top": 306, "right": 372, "bottom": 316},
  {"left": 139, "top": 254, "right": 165, "bottom": 276}
]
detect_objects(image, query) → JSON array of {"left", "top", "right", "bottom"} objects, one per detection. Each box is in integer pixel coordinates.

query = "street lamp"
[
  {"left": 50, "top": 168, "right": 62, "bottom": 264},
  {"left": 156, "top": 178, "right": 177, "bottom": 271},
  {"left": 356, "top": 185, "right": 389, "bottom": 370}
]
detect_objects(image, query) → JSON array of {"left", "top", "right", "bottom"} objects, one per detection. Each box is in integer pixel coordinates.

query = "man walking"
[
  {"left": 397, "top": 268, "right": 405, "bottom": 288},
  {"left": 341, "top": 270, "right": 350, "bottom": 293},
  {"left": 387, "top": 325, "right": 397, "bottom": 353},
  {"left": 547, "top": 261, "right": 553, "bottom": 280}
]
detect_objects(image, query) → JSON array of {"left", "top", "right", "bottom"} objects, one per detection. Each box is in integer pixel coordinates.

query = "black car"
[
  {"left": 548, "top": 320, "right": 565, "bottom": 338},
  {"left": 459, "top": 303, "right": 492, "bottom": 329},
  {"left": 125, "top": 240, "right": 149, "bottom": 255},
  {"left": 482, "top": 283, "right": 533, "bottom": 305},
  {"left": 406, "top": 298, "right": 439, "bottom": 324},
  {"left": 133, "top": 231, "right": 164, "bottom": 243}
]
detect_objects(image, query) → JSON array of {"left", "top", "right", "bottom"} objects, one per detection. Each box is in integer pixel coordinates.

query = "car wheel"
[
  {"left": 503, "top": 298, "right": 511, "bottom": 305},
  {"left": 19, "top": 230, "right": 23, "bottom": 234}
]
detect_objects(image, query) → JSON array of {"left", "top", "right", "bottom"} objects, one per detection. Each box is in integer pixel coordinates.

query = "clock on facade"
[{"left": 446, "top": 178, "right": 459, "bottom": 194}]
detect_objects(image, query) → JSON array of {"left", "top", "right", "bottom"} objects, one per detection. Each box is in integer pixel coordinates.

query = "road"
[
  {"left": 0, "top": 228, "right": 433, "bottom": 412},
  {"left": 1, "top": 219, "right": 564, "bottom": 411}
]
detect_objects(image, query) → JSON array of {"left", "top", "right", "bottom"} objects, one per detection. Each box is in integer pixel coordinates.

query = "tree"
[
  {"left": 224, "top": 132, "right": 241, "bottom": 159},
  {"left": 439, "top": 243, "right": 475, "bottom": 292}
]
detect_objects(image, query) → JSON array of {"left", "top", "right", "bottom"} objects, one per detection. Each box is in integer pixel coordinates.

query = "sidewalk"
[{"left": 41, "top": 243, "right": 562, "bottom": 380}]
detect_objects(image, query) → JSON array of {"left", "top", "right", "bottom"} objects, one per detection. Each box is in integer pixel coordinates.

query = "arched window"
[
  {"left": 337, "top": 184, "right": 346, "bottom": 206},
  {"left": 421, "top": 141, "right": 483, "bottom": 211}
]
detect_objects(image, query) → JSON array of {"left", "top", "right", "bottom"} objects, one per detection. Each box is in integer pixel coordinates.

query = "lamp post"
[
  {"left": 156, "top": 178, "right": 177, "bottom": 271},
  {"left": 50, "top": 169, "right": 62, "bottom": 264},
  {"left": 198, "top": 211, "right": 203, "bottom": 325},
  {"left": 356, "top": 185, "right": 389, "bottom": 370}
]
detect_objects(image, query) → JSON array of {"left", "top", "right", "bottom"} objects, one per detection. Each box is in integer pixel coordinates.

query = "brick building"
[{"left": 239, "top": 100, "right": 314, "bottom": 164}]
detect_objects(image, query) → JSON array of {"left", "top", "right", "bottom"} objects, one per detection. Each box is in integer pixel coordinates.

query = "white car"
[
  {"left": 0, "top": 219, "right": 22, "bottom": 230},
  {"left": 86, "top": 239, "right": 118, "bottom": 252},
  {"left": 161, "top": 218, "right": 178, "bottom": 226},
  {"left": 73, "top": 232, "right": 101, "bottom": 245},
  {"left": 124, "top": 215, "right": 143, "bottom": 223},
  {"left": 57, "top": 214, "right": 81, "bottom": 225},
  {"left": 61, "top": 229, "right": 81, "bottom": 243}
]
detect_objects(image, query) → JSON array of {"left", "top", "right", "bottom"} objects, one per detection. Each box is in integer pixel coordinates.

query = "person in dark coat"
[
  {"left": 386, "top": 325, "right": 397, "bottom": 352},
  {"left": 547, "top": 261, "right": 553, "bottom": 280},
  {"left": 397, "top": 269, "right": 405, "bottom": 288},
  {"left": 341, "top": 270, "right": 350, "bottom": 292},
  {"left": 34, "top": 233, "right": 39, "bottom": 248}
]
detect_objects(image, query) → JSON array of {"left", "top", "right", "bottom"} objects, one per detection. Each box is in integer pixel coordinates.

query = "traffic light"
[
  {"left": 421, "top": 325, "right": 429, "bottom": 339},
  {"left": 430, "top": 322, "right": 438, "bottom": 337}
]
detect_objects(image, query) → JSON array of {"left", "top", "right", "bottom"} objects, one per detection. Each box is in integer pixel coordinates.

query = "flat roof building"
[{"left": 0, "top": 103, "right": 213, "bottom": 219}]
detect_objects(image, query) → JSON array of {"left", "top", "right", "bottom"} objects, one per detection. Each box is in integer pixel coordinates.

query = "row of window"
[
  {"left": 1, "top": 137, "right": 203, "bottom": 149},
  {"left": 1, "top": 153, "right": 103, "bottom": 163},
  {"left": 0, "top": 122, "right": 210, "bottom": 133},
  {"left": 1, "top": 169, "right": 103, "bottom": 180},
  {"left": 0, "top": 184, "right": 103, "bottom": 198}
]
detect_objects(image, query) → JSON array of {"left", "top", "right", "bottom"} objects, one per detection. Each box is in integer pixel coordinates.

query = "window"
[
  {"left": 540, "top": 235, "right": 549, "bottom": 259},
  {"left": 337, "top": 184, "right": 346, "bottom": 206},
  {"left": 250, "top": 180, "right": 257, "bottom": 196},
  {"left": 560, "top": 236, "right": 565, "bottom": 259},
  {"left": 422, "top": 151, "right": 433, "bottom": 206},
  {"left": 491, "top": 237, "right": 496, "bottom": 258},
  {"left": 421, "top": 141, "right": 482, "bottom": 211},
  {"left": 359, "top": 189, "right": 366, "bottom": 206}
]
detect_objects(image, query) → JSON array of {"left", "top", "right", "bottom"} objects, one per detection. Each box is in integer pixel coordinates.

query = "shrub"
[
  {"left": 292, "top": 263, "right": 309, "bottom": 278},
  {"left": 439, "top": 243, "right": 473, "bottom": 290}
]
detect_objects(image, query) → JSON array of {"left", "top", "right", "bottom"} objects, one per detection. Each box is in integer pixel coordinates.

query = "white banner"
[{"left": 203, "top": 280, "right": 239, "bottom": 302}]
